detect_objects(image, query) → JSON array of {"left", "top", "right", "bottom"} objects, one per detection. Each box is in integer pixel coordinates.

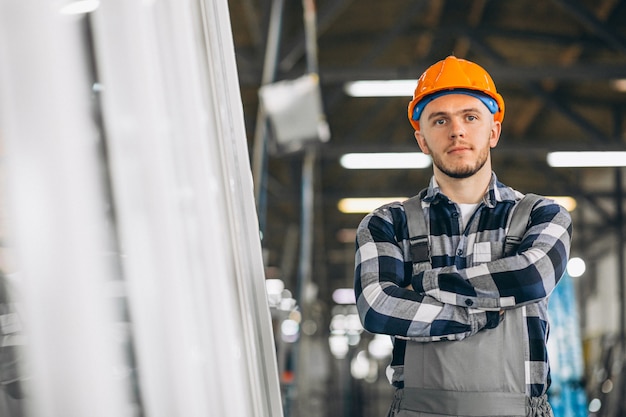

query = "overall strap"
[
  {"left": 403, "top": 194, "right": 430, "bottom": 264},
  {"left": 504, "top": 193, "right": 541, "bottom": 256},
  {"left": 405, "top": 192, "right": 542, "bottom": 261}
]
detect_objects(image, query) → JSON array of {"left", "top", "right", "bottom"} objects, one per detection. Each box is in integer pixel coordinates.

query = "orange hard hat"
[{"left": 407, "top": 56, "right": 505, "bottom": 130}]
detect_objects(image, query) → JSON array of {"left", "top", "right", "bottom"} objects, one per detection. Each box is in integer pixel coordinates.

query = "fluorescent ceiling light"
[
  {"left": 339, "top": 196, "right": 576, "bottom": 214},
  {"left": 612, "top": 79, "right": 626, "bottom": 92},
  {"left": 345, "top": 78, "right": 626, "bottom": 97},
  {"left": 344, "top": 80, "right": 416, "bottom": 97},
  {"left": 338, "top": 197, "right": 407, "bottom": 214},
  {"left": 340, "top": 152, "right": 431, "bottom": 169},
  {"left": 547, "top": 151, "right": 626, "bottom": 167}
]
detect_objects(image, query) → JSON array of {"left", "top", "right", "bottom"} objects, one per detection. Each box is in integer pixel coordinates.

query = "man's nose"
[{"left": 449, "top": 118, "right": 465, "bottom": 138}]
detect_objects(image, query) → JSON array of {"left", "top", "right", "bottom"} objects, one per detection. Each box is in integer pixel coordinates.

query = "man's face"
[{"left": 414, "top": 94, "right": 501, "bottom": 179}]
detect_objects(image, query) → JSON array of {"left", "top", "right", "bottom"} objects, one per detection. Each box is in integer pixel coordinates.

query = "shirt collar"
[{"left": 423, "top": 172, "right": 518, "bottom": 208}]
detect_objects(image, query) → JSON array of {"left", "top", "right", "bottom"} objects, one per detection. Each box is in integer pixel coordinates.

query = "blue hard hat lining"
[{"left": 412, "top": 89, "right": 499, "bottom": 122}]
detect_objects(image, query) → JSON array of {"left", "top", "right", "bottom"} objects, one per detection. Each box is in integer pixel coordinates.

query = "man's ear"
[
  {"left": 414, "top": 131, "right": 430, "bottom": 155},
  {"left": 489, "top": 121, "right": 502, "bottom": 148}
]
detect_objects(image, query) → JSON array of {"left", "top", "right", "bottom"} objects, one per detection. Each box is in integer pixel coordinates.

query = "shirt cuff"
[
  {"left": 413, "top": 269, "right": 439, "bottom": 294},
  {"left": 467, "top": 310, "right": 500, "bottom": 336},
  {"left": 411, "top": 269, "right": 440, "bottom": 295}
]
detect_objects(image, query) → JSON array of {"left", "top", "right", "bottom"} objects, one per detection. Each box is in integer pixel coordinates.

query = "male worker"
[{"left": 354, "top": 56, "right": 572, "bottom": 417}]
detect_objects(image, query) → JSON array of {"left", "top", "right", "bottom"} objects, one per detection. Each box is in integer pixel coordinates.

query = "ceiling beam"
[
  {"left": 358, "top": 1, "right": 430, "bottom": 66},
  {"left": 468, "top": 36, "right": 613, "bottom": 142},
  {"left": 550, "top": 0, "right": 626, "bottom": 54}
]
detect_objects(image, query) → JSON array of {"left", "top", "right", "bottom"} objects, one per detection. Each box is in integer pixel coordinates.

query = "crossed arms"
[{"left": 354, "top": 199, "right": 572, "bottom": 342}]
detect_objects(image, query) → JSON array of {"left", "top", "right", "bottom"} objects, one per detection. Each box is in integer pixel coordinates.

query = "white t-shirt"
[{"left": 458, "top": 203, "right": 479, "bottom": 230}]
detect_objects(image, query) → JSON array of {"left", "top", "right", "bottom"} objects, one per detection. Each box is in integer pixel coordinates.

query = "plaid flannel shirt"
[{"left": 354, "top": 173, "right": 572, "bottom": 396}]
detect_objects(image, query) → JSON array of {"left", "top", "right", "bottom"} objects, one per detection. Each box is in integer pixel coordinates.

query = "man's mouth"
[{"left": 447, "top": 145, "right": 471, "bottom": 154}]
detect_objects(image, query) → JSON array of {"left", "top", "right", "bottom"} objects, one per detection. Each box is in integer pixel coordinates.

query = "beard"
[{"left": 429, "top": 143, "right": 490, "bottom": 179}]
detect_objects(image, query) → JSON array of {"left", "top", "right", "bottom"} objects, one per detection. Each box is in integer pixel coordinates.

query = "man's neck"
[{"left": 434, "top": 168, "right": 492, "bottom": 204}]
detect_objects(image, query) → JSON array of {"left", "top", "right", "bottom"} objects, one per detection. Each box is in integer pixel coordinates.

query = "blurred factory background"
[
  {"left": 229, "top": 0, "right": 626, "bottom": 416},
  {"left": 0, "top": 0, "right": 624, "bottom": 416}
]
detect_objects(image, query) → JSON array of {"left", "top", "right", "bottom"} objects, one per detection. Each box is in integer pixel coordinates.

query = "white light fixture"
[
  {"left": 567, "top": 257, "right": 586, "bottom": 278},
  {"left": 344, "top": 80, "right": 417, "bottom": 97},
  {"left": 338, "top": 197, "right": 407, "bottom": 214},
  {"left": 588, "top": 398, "right": 602, "bottom": 413},
  {"left": 340, "top": 152, "right": 431, "bottom": 170},
  {"left": 332, "top": 288, "right": 356, "bottom": 305},
  {"left": 350, "top": 351, "right": 371, "bottom": 379},
  {"left": 280, "top": 319, "right": 300, "bottom": 343},
  {"left": 368, "top": 334, "right": 394, "bottom": 360},
  {"left": 265, "top": 278, "right": 285, "bottom": 295},
  {"left": 547, "top": 151, "right": 626, "bottom": 167},
  {"left": 329, "top": 334, "right": 349, "bottom": 359},
  {"left": 259, "top": 74, "right": 330, "bottom": 152}
]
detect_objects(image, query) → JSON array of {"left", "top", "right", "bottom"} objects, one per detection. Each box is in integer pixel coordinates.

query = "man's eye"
[
  {"left": 466, "top": 115, "right": 477, "bottom": 121},
  {"left": 435, "top": 119, "right": 446, "bottom": 125}
]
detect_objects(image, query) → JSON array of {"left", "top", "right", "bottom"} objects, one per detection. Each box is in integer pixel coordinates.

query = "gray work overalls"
[{"left": 389, "top": 195, "right": 553, "bottom": 417}]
